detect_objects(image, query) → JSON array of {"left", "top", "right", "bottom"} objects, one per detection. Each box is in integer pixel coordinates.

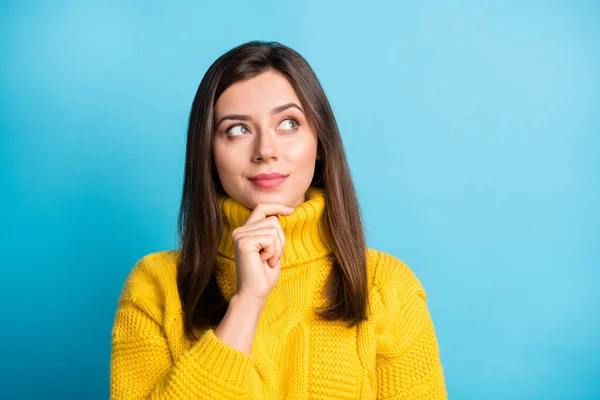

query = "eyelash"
[{"left": 225, "top": 117, "right": 301, "bottom": 136}]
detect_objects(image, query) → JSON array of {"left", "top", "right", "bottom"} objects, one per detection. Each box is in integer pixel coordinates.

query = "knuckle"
[{"left": 237, "top": 236, "right": 250, "bottom": 247}]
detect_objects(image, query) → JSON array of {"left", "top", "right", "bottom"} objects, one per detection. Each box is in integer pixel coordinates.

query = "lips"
[
  {"left": 248, "top": 172, "right": 288, "bottom": 189},
  {"left": 249, "top": 173, "right": 288, "bottom": 181}
]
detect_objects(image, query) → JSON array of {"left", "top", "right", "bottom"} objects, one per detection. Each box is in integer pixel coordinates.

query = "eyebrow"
[{"left": 215, "top": 102, "right": 304, "bottom": 128}]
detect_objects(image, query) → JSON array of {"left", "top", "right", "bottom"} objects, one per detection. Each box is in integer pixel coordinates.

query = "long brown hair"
[{"left": 177, "top": 40, "right": 367, "bottom": 339}]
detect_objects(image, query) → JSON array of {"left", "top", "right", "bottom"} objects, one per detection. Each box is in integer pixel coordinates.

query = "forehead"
[{"left": 214, "top": 70, "right": 302, "bottom": 116}]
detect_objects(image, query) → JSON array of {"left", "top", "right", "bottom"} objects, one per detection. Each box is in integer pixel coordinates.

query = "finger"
[
  {"left": 255, "top": 233, "right": 280, "bottom": 269},
  {"left": 257, "top": 235, "right": 280, "bottom": 268},
  {"left": 235, "top": 226, "right": 283, "bottom": 265},
  {"left": 237, "top": 234, "right": 278, "bottom": 263},
  {"left": 239, "top": 216, "right": 286, "bottom": 249},
  {"left": 246, "top": 203, "right": 294, "bottom": 225}
]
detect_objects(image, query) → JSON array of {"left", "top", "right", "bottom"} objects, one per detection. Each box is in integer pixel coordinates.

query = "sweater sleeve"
[
  {"left": 374, "top": 252, "right": 447, "bottom": 400},
  {"left": 110, "top": 257, "right": 254, "bottom": 400}
]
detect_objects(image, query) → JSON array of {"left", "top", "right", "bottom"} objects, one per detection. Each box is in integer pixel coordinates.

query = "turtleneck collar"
[{"left": 215, "top": 186, "right": 333, "bottom": 268}]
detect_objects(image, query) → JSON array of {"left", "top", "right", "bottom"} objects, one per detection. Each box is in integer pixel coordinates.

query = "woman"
[{"left": 110, "top": 40, "right": 447, "bottom": 399}]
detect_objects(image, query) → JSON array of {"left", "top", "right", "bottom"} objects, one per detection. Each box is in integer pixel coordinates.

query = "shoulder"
[
  {"left": 366, "top": 247, "right": 427, "bottom": 305},
  {"left": 366, "top": 248, "right": 432, "bottom": 354},
  {"left": 117, "top": 250, "right": 181, "bottom": 318}
]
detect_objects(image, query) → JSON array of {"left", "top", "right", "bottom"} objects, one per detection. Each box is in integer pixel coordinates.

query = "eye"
[
  {"left": 226, "top": 124, "right": 249, "bottom": 136},
  {"left": 278, "top": 118, "right": 299, "bottom": 131}
]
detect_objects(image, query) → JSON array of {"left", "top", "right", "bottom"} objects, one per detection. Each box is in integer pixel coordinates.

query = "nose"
[{"left": 252, "top": 129, "right": 278, "bottom": 162}]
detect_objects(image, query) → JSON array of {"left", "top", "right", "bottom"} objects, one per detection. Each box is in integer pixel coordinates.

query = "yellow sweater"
[{"left": 110, "top": 186, "right": 447, "bottom": 399}]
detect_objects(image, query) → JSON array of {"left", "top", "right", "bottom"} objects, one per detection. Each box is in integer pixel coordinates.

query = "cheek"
[
  {"left": 285, "top": 138, "right": 318, "bottom": 167},
  {"left": 213, "top": 142, "right": 241, "bottom": 176}
]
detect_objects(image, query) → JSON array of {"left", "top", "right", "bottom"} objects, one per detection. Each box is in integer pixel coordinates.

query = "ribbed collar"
[{"left": 215, "top": 186, "right": 333, "bottom": 268}]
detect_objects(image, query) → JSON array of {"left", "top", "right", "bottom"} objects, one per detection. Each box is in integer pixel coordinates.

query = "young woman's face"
[{"left": 213, "top": 70, "right": 319, "bottom": 209}]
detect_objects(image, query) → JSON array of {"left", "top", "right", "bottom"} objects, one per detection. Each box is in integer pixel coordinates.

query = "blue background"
[{"left": 1, "top": 1, "right": 598, "bottom": 399}]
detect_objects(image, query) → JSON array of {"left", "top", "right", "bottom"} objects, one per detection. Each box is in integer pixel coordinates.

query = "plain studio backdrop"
[{"left": 1, "top": 1, "right": 598, "bottom": 399}]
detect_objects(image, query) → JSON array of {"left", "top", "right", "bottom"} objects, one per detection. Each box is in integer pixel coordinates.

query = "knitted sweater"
[{"left": 110, "top": 186, "right": 447, "bottom": 399}]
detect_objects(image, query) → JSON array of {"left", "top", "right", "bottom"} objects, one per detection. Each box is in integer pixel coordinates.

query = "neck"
[{"left": 216, "top": 186, "right": 333, "bottom": 268}]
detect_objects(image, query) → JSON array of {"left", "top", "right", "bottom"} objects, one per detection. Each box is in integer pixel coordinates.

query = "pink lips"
[{"left": 249, "top": 173, "right": 288, "bottom": 189}]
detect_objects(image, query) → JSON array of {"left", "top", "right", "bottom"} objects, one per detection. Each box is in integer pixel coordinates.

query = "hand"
[{"left": 232, "top": 203, "right": 294, "bottom": 303}]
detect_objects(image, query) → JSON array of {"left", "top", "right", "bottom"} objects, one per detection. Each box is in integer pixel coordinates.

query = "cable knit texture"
[{"left": 110, "top": 186, "right": 447, "bottom": 399}]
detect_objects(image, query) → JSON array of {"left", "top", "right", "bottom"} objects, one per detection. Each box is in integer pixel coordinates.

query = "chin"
[{"left": 246, "top": 191, "right": 289, "bottom": 207}]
